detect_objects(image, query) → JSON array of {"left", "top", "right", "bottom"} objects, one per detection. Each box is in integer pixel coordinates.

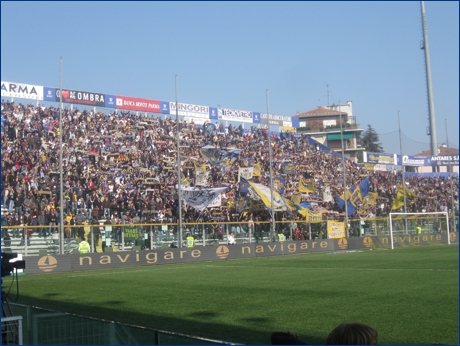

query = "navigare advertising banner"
[
  {"left": 116, "top": 95, "right": 160, "bottom": 113},
  {"left": 44, "top": 87, "right": 107, "bottom": 107},
  {"left": 1, "top": 81, "right": 43, "bottom": 100},
  {"left": 261, "top": 113, "right": 293, "bottom": 126}
]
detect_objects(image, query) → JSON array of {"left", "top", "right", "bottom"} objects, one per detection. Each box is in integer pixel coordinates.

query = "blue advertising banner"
[
  {"left": 44, "top": 87, "right": 56, "bottom": 102},
  {"left": 160, "top": 101, "right": 170, "bottom": 114},
  {"left": 105, "top": 94, "right": 116, "bottom": 108},
  {"left": 253, "top": 112, "right": 261, "bottom": 124},
  {"left": 430, "top": 155, "right": 459, "bottom": 166},
  {"left": 400, "top": 155, "right": 431, "bottom": 167},
  {"left": 209, "top": 107, "right": 218, "bottom": 120}
]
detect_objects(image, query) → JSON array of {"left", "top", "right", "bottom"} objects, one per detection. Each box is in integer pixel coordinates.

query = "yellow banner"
[
  {"left": 253, "top": 163, "right": 261, "bottom": 177},
  {"left": 299, "top": 209, "right": 323, "bottom": 223},
  {"left": 327, "top": 221, "right": 345, "bottom": 239},
  {"left": 280, "top": 126, "right": 296, "bottom": 133},
  {"left": 299, "top": 178, "right": 315, "bottom": 193},
  {"left": 392, "top": 185, "right": 418, "bottom": 210},
  {"left": 291, "top": 193, "right": 302, "bottom": 205},
  {"left": 359, "top": 192, "right": 378, "bottom": 211},
  {"left": 363, "top": 163, "right": 375, "bottom": 170}
]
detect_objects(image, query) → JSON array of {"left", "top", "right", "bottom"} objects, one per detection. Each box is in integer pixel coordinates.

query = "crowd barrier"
[{"left": 2, "top": 214, "right": 457, "bottom": 259}]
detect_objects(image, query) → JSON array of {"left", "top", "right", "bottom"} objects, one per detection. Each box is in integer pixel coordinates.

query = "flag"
[
  {"left": 182, "top": 187, "right": 227, "bottom": 210},
  {"left": 234, "top": 195, "right": 249, "bottom": 212},
  {"left": 291, "top": 193, "right": 302, "bottom": 205},
  {"left": 360, "top": 192, "right": 378, "bottom": 211},
  {"left": 238, "top": 167, "right": 254, "bottom": 182},
  {"left": 244, "top": 178, "right": 288, "bottom": 211},
  {"left": 323, "top": 185, "right": 333, "bottom": 202},
  {"left": 199, "top": 145, "right": 242, "bottom": 173},
  {"left": 299, "top": 178, "right": 315, "bottom": 193},
  {"left": 298, "top": 208, "right": 323, "bottom": 223},
  {"left": 336, "top": 178, "right": 371, "bottom": 216},
  {"left": 283, "top": 162, "right": 297, "bottom": 175},
  {"left": 194, "top": 162, "right": 209, "bottom": 187},
  {"left": 272, "top": 177, "right": 285, "bottom": 195},
  {"left": 392, "top": 185, "right": 418, "bottom": 210},
  {"left": 253, "top": 162, "right": 262, "bottom": 177}
]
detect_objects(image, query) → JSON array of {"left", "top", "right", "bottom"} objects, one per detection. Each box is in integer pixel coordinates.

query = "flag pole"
[
  {"left": 339, "top": 102, "right": 349, "bottom": 237},
  {"left": 266, "top": 89, "right": 275, "bottom": 240},
  {"left": 59, "top": 57, "right": 65, "bottom": 254},
  {"left": 175, "top": 75, "right": 183, "bottom": 247},
  {"left": 398, "top": 111, "right": 408, "bottom": 231}
]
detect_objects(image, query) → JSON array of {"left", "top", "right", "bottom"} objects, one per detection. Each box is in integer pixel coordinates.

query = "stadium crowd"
[{"left": 1, "top": 100, "right": 458, "bottom": 238}]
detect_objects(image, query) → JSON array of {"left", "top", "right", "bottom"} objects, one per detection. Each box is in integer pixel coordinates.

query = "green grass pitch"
[{"left": 8, "top": 245, "right": 459, "bottom": 344}]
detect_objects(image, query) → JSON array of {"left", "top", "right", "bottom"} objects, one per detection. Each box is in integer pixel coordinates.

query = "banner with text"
[
  {"left": 1, "top": 81, "right": 43, "bottom": 100},
  {"left": 116, "top": 95, "right": 161, "bottom": 113},
  {"left": 327, "top": 221, "right": 345, "bottom": 239}
]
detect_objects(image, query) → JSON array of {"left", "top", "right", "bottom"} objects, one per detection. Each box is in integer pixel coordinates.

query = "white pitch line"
[{"left": 204, "top": 265, "right": 458, "bottom": 272}]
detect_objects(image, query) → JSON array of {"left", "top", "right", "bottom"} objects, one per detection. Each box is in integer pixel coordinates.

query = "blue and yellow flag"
[{"left": 299, "top": 178, "right": 315, "bottom": 193}]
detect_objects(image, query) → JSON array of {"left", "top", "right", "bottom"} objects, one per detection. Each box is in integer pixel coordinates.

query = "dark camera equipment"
[{"left": 1, "top": 252, "right": 26, "bottom": 278}]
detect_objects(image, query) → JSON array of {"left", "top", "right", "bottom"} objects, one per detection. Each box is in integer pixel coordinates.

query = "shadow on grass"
[{"left": 15, "top": 294, "right": 327, "bottom": 345}]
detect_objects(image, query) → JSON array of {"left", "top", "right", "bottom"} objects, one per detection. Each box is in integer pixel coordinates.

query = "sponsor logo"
[
  {"left": 450, "top": 232, "right": 456, "bottom": 242},
  {"left": 402, "top": 155, "right": 426, "bottom": 166},
  {"left": 1, "top": 81, "right": 43, "bottom": 100},
  {"left": 363, "top": 237, "right": 373, "bottom": 248},
  {"left": 38, "top": 256, "right": 58, "bottom": 272},
  {"left": 216, "top": 245, "right": 230, "bottom": 259},
  {"left": 338, "top": 238, "right": 348, "bottom": 249}
]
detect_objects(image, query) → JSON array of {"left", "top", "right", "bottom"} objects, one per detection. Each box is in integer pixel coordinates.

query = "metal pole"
[
  {"left": 175, "top": 75, "right": 183, "bottom": 247},
  {"left": 420, "top": 1, "right": 438, "bottom": 172},
  {"left": 398, "top": 112, "right": 408, "bottom": 231},
  {"left": 339, "top": 102, "right": 348, "bottom": 237},
  {"left": 266, "top": 89, "right": 275, "bottom": 241},
  {"left": 445, "top": 119, "right": 456, "bottom": 232},
  {"left": 59, "top": 57, "right": 65, "bottom": 255}
]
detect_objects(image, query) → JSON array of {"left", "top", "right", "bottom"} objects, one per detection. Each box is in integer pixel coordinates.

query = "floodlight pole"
[
  {"left": 398, "top": 112, "right": 408, "bottom": 231},
  {"left": 266, "top": 89, "right": 275, "bottom": 240},
  {"left": 175, "top": 75, "right": 183, "bottom": 247},
  {"left": 445, "top": 119, "right": 456, "bottom": 231},
  {"left": 339, "top": 102, "right": 348, "bottom": 237},
  {"left": 420, "top": 1, "right": 438, "bottom": 172},
  {"left": 59, "top": 57, "right": 65, "bottom": 255}
]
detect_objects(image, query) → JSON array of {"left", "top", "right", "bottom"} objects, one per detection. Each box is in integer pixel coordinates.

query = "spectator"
[{"left": 325, "top": 322, "right": 378, "bottom": 345}]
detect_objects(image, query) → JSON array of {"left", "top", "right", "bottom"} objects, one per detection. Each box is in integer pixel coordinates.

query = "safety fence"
[
  {"left": 1, "top": 214, "right": 457, "bottom": 257},
  {"left": 6, "top": 303, "right": 237, "bottom": 345}
]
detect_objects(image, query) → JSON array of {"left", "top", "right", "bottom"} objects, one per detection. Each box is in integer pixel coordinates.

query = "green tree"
[{"left": 360, "top": 124, "right": 384, "bottom": 153}]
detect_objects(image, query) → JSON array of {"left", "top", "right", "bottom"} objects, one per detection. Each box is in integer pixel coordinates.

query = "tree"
[{"left": 360, "top": 124, "right": 384, "bottom": 153}]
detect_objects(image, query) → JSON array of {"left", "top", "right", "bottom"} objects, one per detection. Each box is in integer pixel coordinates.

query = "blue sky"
[{"left": 1, "top": 1, "right": 458, "bottom": 155}]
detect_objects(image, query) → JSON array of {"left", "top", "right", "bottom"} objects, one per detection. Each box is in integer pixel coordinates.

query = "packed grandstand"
[{"left": 1, "top": 98, "right": 458, "bottom": 240}]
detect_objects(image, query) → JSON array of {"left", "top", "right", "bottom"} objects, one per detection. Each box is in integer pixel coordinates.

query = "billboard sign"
[
  {"left": 46, "top": 88, "right": 108, "bottom": 107},
  {"left": 261, "top": 113, "right": 292, "bottom": 126},
  {"left": 218, "top": 108, "right": 253, "bottom": 123},
  {"left": 104, "top": 94, "right": 116, "bottom": 108},
  {"left": 364, "top": 152, "right": 397, "bottom": 165},
  {"left": 430, "top": 155, "right": 459, "bottom": 166},
  {"left": 116, "top": 95, "right": 160, "bottom": 113},
  {"left": 1, "top": 81, "right": 43, "bottom": 100},
  {"left": 170, "top": 102, "right": 211, "bottom": 119}
]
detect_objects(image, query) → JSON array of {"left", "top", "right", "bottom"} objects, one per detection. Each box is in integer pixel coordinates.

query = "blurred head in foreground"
[{"left": 326, "top": 322, "right": 378, "bottom": 345}]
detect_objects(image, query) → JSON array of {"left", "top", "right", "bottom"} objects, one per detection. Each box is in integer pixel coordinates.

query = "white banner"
[
  {"left": 218, "top": 108, "right": 253, "bottom": 123},
  {"left": 323, "top": 186, "right": 334, "bottom": 202},
  {"left": 182, "top": 187, "right": 227, "bottom": 210},
  {"left": 238, "top": 167, "right": 254, "bottom": 182},
  {"left": 170, "top": 102, "right": 210, "bottom": 119},
  {"left": 207, "top": 194, "right": 222, "bottom": 208},
  {"left": 195, "top": 170, "right": 209, "bottom": 186},
  {"left": 1, "top": 81, "right": 43, "bottom": 100}
]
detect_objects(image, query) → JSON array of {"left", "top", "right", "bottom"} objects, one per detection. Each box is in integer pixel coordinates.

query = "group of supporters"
[{"left": 1, "top": 100, "right": 458, "bottom": 237}]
